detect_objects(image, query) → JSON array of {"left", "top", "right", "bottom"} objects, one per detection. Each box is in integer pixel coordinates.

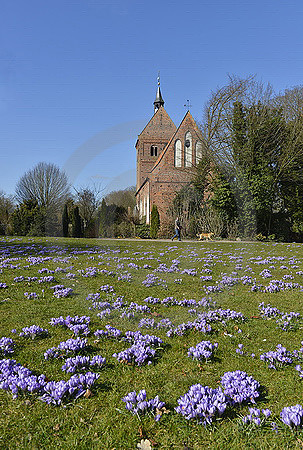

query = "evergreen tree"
[
  {"left": 12, "top": 200, "right": 46, "bottom": 236},
  {"left": 211, "top": 170, "right": 237, "bottom": 224},
  {"left": 62, "top": 203, "right": 69, "bottom": 237},
  {"left": 72, "top": 206, "right": 83, "bottom": 238},
  {"left": 99, "top": 199, "right": 107, "bottom": 237},
  {"left": 230, "top": 101, "right": 288, "bottom": 237},
  {"left": 150, "top": 205, "right": 160, "bottom": 238}
]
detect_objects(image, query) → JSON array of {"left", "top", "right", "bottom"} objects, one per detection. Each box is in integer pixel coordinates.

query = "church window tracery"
[
  {"left": 184, "top": 132, "right": 192, "bottom": 167},
  {"left": 196, "top": 141, "right": 203, "bottom": 165},
  {"left": 174, "top": 139, "right": 182, "bottom": 167}
]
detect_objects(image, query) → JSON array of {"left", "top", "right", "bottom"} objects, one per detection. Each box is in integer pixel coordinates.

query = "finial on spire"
[
  {"left": 154, "top": 72, "right": 164, "bottom": 113},
  {"left": 184, "top": 99, "right": 192, "bottom": 111}
]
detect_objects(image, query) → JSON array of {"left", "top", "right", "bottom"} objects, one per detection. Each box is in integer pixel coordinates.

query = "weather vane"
[{"left": 184, "top": 99, "right": 192, "bottom": 111}]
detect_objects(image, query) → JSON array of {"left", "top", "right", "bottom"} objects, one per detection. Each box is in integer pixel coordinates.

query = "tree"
[
  {"left": 201, "top": 74, "right": 273, "bottom": 169},
  {"left": 62, "top": 203, "right": 69, "bottom": 237},
  {"left": 99, "top": 187, "right": 136, "bottom": 238},
  {"left": 99, "top": 199, "right": 108, "bottom": 237},
  {"left": 210, "top": 170, "right": 237, "bottom": 227},
  {"left": 150, "top": 205, "right": 160, "bottom": 238},
  {"left": 104, "top": 187, "right": 136, "bottom": 210},
  {"left": 72, "top": 206, "right": 83, "bottom": 238},
  {"left": 0, "top": 191, "right": 14, "bottom": 235},
  {"left": 197, "top": 76, "right": 303, "bottom": 240},
  {"left": 15, "top": 162, "right": 70, "bottom": 209},
  {"left": 15, "top": 162, "right": 70, "bottom": 236},
  {"left": 74, "top": 187, "right": 102, "bottom": 237},
  {"left": 172, "top": 183, "right": 205, "bottom": 237},
  {"left": 12, "top": 200, "right": 46, "bottom": 236}
]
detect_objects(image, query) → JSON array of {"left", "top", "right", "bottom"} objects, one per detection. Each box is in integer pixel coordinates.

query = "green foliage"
[
  {"left": 135, "top": 223, "right": 150, "bottom": 238},
  {"left": 150, "top": 205, "right": 160, "bottom": 239},
  {"left": 0, "top": 191, "right": 14, "bottom": 235},
  {"left": 12, "top": 200, "right": 46, "bottom": 236},
  {"left": 99, "top": 198, "right": 108, "bottom": 237},
  {"left": 99, "top": 199, "right": 129, "bottom": 238},
  {"left": 199, "top": 80, "right": 303, "bottom": 241},
  {"left": 205, "top": 100, "right": 303, "bottom": 240},
  {"left": 211, "top": 170, "right": 237, "bottom": 225},
  {"left": 104, "top": 186, "right": 136, "bottom": 210},
  {"left": 62, "top": 203, "right": 69, "bottom": 237},
  {"left": 192, "top": 155, "right": 212, "bottom": 192},
  {"left": 116, "top": 220, "right": 134, "bottom": 238},
  {"left": 71, "top": 206, "right": 83, "bottom": 238}
]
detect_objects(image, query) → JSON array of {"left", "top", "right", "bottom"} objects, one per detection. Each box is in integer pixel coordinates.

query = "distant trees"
[
  {"left": 74, "top": 187, "right": 102, "bottom": 237},
  {"left": 99, "top": 199, "right": 130, "bottom": 238},
  {"left": 0, "top": 191, "right": 14, "bottom": 235},
  {"left": 4, "top": 77, "right": 303, "bottom": 242},
  {"left": 104, "top": 186, "right": 136, "bottom": 210},
  {"left": 3, "top": 166, "right": 138, "bottom": 238},
  {"left": 15, "top": 162, "right": 70, "bottom": 209},
  {"left": 12, "top": 162, "right": 70, "bottom": 236},
  {"left": 99, "top": 187, "right": 137, "bottom": 238}
]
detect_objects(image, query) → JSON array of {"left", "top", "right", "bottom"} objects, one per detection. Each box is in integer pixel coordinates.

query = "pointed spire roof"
[{"left": 154, "top": 75, "right": 164, "bottom": 112}]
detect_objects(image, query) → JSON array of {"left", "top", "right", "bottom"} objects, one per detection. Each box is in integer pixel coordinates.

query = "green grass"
[{"left": 1, "top": 236, "right": 303, "bottom": 449}]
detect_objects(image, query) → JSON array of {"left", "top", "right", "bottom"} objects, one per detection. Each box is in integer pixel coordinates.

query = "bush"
[
  {"left": 117, "top": 221, "right": 134, "bottom": 238},
  {"left": 136, "top": 224, "right": 150, "bottom": 239}
]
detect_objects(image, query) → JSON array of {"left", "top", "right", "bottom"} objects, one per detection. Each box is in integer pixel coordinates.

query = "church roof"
[
  {"left": 149, "top": 110, "right": 203, "bottom": 172},
  {"left": 136, "top": 106, "right": 176, "bottom": 143}
]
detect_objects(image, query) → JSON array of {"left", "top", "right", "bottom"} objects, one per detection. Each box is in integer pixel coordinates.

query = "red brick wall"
[
  {"left": 148, "top": 112, "right": 204, "bottom": 224},
  {"left": 136, "top": 107, "right": 176, "bottom": 189},
  {"left": 136, "top": 109, "right": 205, "bottom": 228}
]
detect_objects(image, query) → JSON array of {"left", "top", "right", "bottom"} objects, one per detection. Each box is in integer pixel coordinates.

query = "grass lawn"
[{"left": 1, "top": 236, "right": 303, "bottom": 449}]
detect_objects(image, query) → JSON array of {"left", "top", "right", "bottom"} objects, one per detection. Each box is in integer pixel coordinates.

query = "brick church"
[{"left": 135, "top": 79, "right": 204, "bottom": 227}]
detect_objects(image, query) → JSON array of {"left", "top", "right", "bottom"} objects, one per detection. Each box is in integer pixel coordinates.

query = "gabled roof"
[
  {"left": 149, "top": 110, "right": 203, "bottom": 172},
  {"left": 136, "top": 106, "right": 176, "bottom": 143},
  {"left": 135, "top": 177, "right": 149, "bottom": 196}
]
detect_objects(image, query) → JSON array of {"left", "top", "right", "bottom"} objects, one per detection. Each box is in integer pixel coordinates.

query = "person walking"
[{"left": 171, "top": 217, "right": 182, "bottom": 241}]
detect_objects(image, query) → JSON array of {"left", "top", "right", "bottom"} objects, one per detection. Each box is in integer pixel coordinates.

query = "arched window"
[
  {"left": 151, "top": 145, "right": 157, "bottom": 156},
  {"left": 184, "top": 132, "right": 192, "bottom": 167},
  {"left": 174, "top": 139, "right": 182, "bottom": 167},
  {"left": 195, "top": 141, "right": 203, "bottom": 165}
]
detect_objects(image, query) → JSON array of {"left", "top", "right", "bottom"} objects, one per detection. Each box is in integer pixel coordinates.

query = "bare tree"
[
  {"left": 274, "top": 85, "right": 303, "bottom": 122},
  {"left": 75, "top": 186, "right": 102, "bottom": 228},
  {"left": 272, "top": 86, "right": 303, "bottom": 177},
  {"left": 15, "top": 162, "right": 70, "bottom": 210},
  {"left": 200, "top": 74, "right": 273, "bottom": 169}
]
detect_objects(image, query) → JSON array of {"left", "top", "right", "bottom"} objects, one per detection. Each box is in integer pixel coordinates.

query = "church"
[{"left": 135, "top": 79, "right": 205, "bottom": 228}]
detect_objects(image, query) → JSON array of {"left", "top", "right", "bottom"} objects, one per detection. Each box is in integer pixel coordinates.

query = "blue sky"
[{"left": 1, "top": 0, "right": 303, "bottom": 198}]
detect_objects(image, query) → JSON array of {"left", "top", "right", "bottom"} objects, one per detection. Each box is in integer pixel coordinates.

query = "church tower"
[
  {"left": 135, "top": 77, "right": 204, "bottom": 226},
  {"left": 135, "top": 78, "right": 176, "bottom": 191}
]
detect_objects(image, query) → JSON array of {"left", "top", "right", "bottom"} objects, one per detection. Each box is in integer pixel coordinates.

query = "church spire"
[{"left": 153, "top": 74, "right": 164, "bottom": 113}]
